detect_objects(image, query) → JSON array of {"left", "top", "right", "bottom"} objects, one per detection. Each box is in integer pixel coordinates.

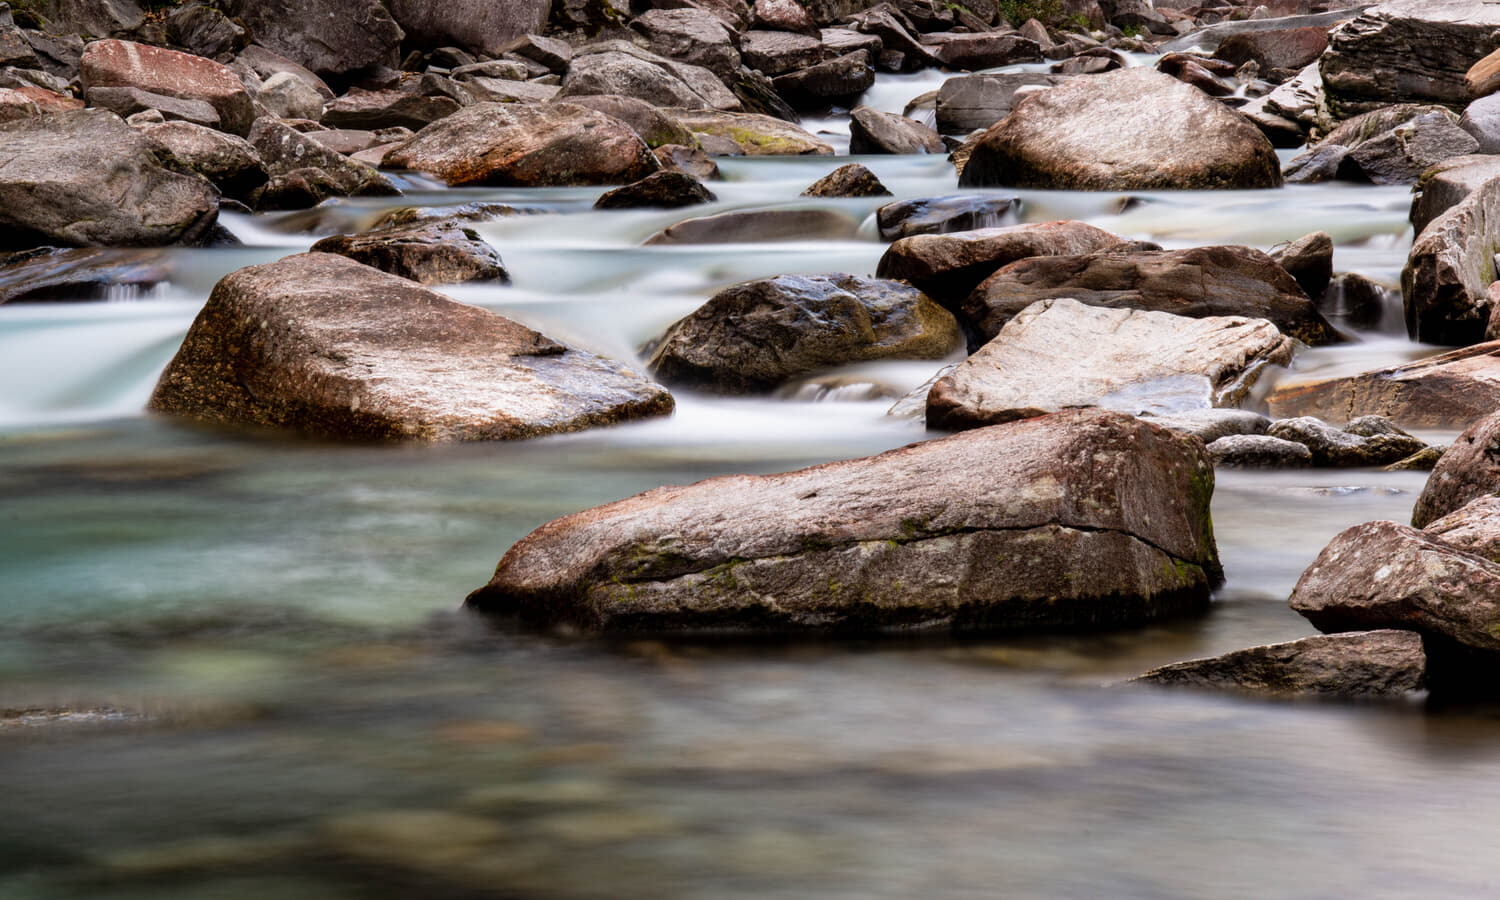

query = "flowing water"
[{"left": 3, "top": 70, "right": 1497, "bottom": 899}]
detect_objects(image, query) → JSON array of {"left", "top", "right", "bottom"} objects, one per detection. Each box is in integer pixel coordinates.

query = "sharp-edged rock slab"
[
  {"left": 848, "top": 105, "right": 944, "bottom": 155},
  {"left": 382, "top": 102, "right": 660, "bottom": 187},
  {"left": 1265, "top": 342, "right": 1500, "bottom": 429},
  {"left": 148, "top": 253, "right": 673, "bottom": 442},
  {"left": 466, "top": 408, "right": 1222, "bottom": 635},
  {"left": 1133, "top": 631, "right": 1426, "bottom": 697},
  {"left": 1409, "top": 155, "right": 1500, "bottom": 237},
  {"left": 309, "top": 219, "right": 508, "bottom": 285},
  {"left": 1423, "top": 495, "right": 1500, "bottom": 563},
  {"left": 1412, "top": 408, "right": 1500, "bottom": 528},
  {"left": 958, "top": 67, "right": 1282, "bottom": 190},
  {"left": 926, "top": 298, "right": 1294, "bottom": 430},
  {"left": 1402, "top": 164, "right": 1500, "bottom": 346}
]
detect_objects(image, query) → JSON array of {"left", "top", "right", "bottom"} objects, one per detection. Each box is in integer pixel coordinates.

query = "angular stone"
[
  {"left": 959, "top": 67, "right": 1281, "bottom": 190},
  {"left": 1146, "top": 408, "right": 1270, "bottom": 444},
  {"left": 386, "top": 0, "right": 548, "bottom": 58},
  {"left": 164, "top": 3, "right": 247, "bottom": 59},
  {"left": 1266, "top": 342, "right": 1500, "bottom": 429},
  {"left": 773, "top": 50, "right": 875, "bottom": 105},
  {"left": 935, "top": 72, "right": 1068, "bottom": 134},
  {"left": 1212, "top": 24, "right": 1330, "bottom": 73},
  {"left": 310, "top": 219, "right": 507, "bottom": 285},
  {"left": 137, "top": 120, "right": 267, "bottom": 201},
  {"left": 1412, "top": 408, "right": 1500, "bottom": 528},
  {"left": 848, "top": 106, "right": 943, "bottom": 155},
  {"left": 236, "top": 45, "right": 335, "bottom": 101},
  {"left": 1266, "top": 415, "right": 1428, "bottom": 466},
  {"left": 1402, "top": 170, "right": 1500, "bottom": 345},
  {"left": 257, "top": 72, "right": 326, "bottom": 121},
  {"left": 1207, "top": 434, "right": 1315, "bottom": 467},
  {"left": 1270, "top": 231, "right": 1334, "bottom": 299},
  {"left": 654, "top": 143, "right": 721, "bottom": 180},
  {"left": 1341, "top": 108, "right": 1478, "bottom": 185},
  {"left": 1410, "top": 155, "right": 1500, "bottom": 237},
  {"left": 321, "top": 89, "right": 461, "bottom": 131},
  {"left": 80, "top": 39, "right": 254, "bottom": 136},
  {"left": 216, "top": 0, "right": 403, "bottom": 80},
  {"left": 753, "top": 0, "right": 821, "bottom": 36},
  {"left": 875, "top": 194, "right": 1017, "bottom": 241},
  {"left": 86, "top": 86, "right": 220, "bottom": 129},
  {"left": 927, "top": 299, "right": 1294, "bottom": 429},
  {"left": 383, "top": 102, "right": 659, "bottom": 187},
  {"left": 1423, "top": 495, "right": 1500, "bottom": 563},
  {"left": 1459, "top": 93, "right": 1500, "bottom": 153},
  {"left": 645, "top": 273, "right": 960, "bottom": 393},
  {"left": 633, "top": 9, "right": 742, "bottom": 79},
  {"left": 1133, "top": 631, "right": 1426, "bottom": 697},
  {"left": 666, "top": 107, "right": 834, "bottom": 155},
  {"left": 802, "top": 162, "right": 890, "bottom": 198},
  {"left": 149, "top": 253, "right": 673, "bottom": 442},
  {"left": 558, "top": 43, "right": 741, "bottom": 112},
  {"left": 466, "top": 408, "right": 1221, "bottom": 635},
  {"left": 922, "top": 32, "right": 1041, "bottom": 70},
  {"left": 594, "top": 171, "right": 716, "bottom": 209},
  {"left": 0, "top": 246, "right": 170, "bottom": 304},
  {"left": 250, "top": 117, "right": 397, "bottom": 202}
]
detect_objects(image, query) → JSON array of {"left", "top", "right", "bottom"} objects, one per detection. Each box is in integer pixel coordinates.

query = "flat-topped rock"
[
  {"left": 81, "top": 39, "right": 254, "bottom": 136},
  {"left": 216, "top": 0, "right": 403, "bottom": 79},
  {"left": 148, "top": 253, "right": 673, "bottom": 442},
  {"left": 1133, "top": 631, "right": 1426, "bottom": 697},
  {"left": 665, "top": 108, "right": 834, "bottom": 156},
  {"left": 467, "top": 408, "right": 1221, "bottom": 635},
  {"left": 1266, "top": 342, "right": 1500, "bottom": 429}
]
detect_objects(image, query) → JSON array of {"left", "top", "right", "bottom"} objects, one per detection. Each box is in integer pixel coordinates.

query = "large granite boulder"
[
  {"left": 1133, "top": 631, "right": 1426, "bottom": 697},
  {"left": 0, "top": 109, "right": 218, "bottom": 249},
  {"left": 148, "top": 253, "right": 673, "bottom": 442},
  {"left": 1285, "top": 105, "right": 1480, "bottom": 186},
  {"left": 216, "top": 0, "right": 403, "bottom": 81},
  {"left": 1412, "top": 409, "right": 1500, "bottom": 528},
  {"left": 1403, "top": 168, "right": 1500, "bottom": 346},
  {"left": 557, "top": 43, "right": 741, "bottom": 112},
  {"left": 633, "top": 9, "right": 743, "bottom": 80},
  {"left": 466, "top": 408, "right": 1222, "bottom": 635},
  {"left": 935, "top": 72, "right": 1068, "bottom": 135},
  {"left": 80, "top": 39, "right": 255, "bottom": 136},
  {"left": 644, "top": 274, "right": 961, "bottom": 393},
  {"left": 666, "top": 107, "right": 833, "bottom": 155},
  {"left": 249, "top": 117, "right": 398, "bottom": 208},
  {"left": 958, "top": 67, "right": 1282, "bottom": 190},
  {"left": 560, "top": 95, "right": 696, "bottom": 149},
  {"left": 135, "top": 120, "right": 268, "bottom": 202},
  {"left": 926, "top": 298, "right": 1294, "bottom": 430},
  {"left": 963, "top": 245, "right": 1340, "bottom": 348},
  {"left": 385, "top": 0, "right": 548, "bottom": 57},
  {"left": 309, "top": 219, "right": 508, "bottom": 285},
  {"left": 1320, "top": 1, "right": 1500, "bottom": 118},
  {"left": 1266, "top": 343, "right": 1500, "bottom": 429},
  {"left": 382, "top": 102, "right": 660, "bottom": 187}
]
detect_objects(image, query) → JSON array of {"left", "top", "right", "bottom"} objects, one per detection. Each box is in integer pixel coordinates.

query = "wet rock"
[
  {"left": 257, "top": 71, "right": 326, "bottom": 122},
  {"left": 1458, "top": 94, "right": 1500, "bottom": 153},
  {"left": 136, "top": 120, "right": 267, "bottom": 201},
  {"left": 1402, "top": 169, "right": 1500, "bottom": 345},
  {"left": 558, "top": 43, "right": 740, "bottom": 112},
  {"left": 0, "top": 246, "right": 169, "bottom": 303},
  {"left": 594, "top": 171, "right": 716, "bottom": 209},
  {"left": 1320, "top": 1, "right": 1500, "bottom": 118},
  {"left": 81, "top": 40, "right": 253, "bottom": 136},
  {"left": 726, "top": 65, "right": 800, "bottom": 122},
  {"left": 633, "top": 9, "right": 742, "bottom": 80},
  {"left": 1411, "top": 408, "right": 1500, "bottom": 528},
  {"left": 848, "top": 106, "right": 943, "bottom": 155},
  {"left": 753, "top": 0, "right": 821, "bottom": 36},
  {"left": 1207, "top": 433, "right": 1315, "bottom": 467},
  {"left": 1211, "top": 24, "right": 1331, "bottom": 73},
  {"left": 321, "top": 89, "right": 462, "bottom": 132},
  {"left": 1133, "top": 630, "right": 1426, "bottom": 697},
  {"left": 645, "top": 273, "right": 960, "bottom": 393},
  {"left": 773, "top": 50, "right": 875, "bottom": 106},
  {"left": 562, "top": 94, "right": 696, "bottom": 149},
  {"left": 309, "top": 219, "right": 508, "bottom": 285},
  {"left": 875, "top": 194, "right": 1017, "bottom": 241},
  {"left": 466, "top": 407, "right": 1222, "bottom": 635},
  {"left": 801, "top": 163, "right": 891, "bottom": 198},
  {"left": 935, "top": 72, "right": 1068, "bottom": 134},
  {"left": 964, "top": 245, "right": 1339, "bottom": 348},
  {"left": 655, "top": 143, "right": 721, "bottom": 180},
  {"left": 216, "top": 0, "right": 403, "bottom": 81},
  {"left": 1270, "top": 231, "right": 1334, "bottom": 299},
  {"left": 383, "top": 102, "right": 659, "bottom": 187},
  {"left": 1266, "top": 342, "right": 1500, "bottom": 430},
  {"left": 922, "top": 33, "right": 1041, "bottom": 71},
  {"left": 0, "top": 109, "right": 218, "bottom": 249},
  {"left": 250, "top": 117, "right": 398, "bottom": 208},
  {"left": 148, "top": 253, "right": 673, "bottom": 442},
  {"left": 875, "top": 220, "right": 1129, "bottom": 304},
  {"left": 1409, "top": 154, "right": 1500, "bottom": 238},
  {"left": 958, "top": 67, "right": 1281, "bottom": 190},
  {"left": 644, "top": 208, "right": 859, "bottom": 244},
  {"left": 926, "top": 299, "right": 1294, "bottom": 430},
  {"left": 666, "top": 107, "right": 833, "bottom": 155},
  {"left": 1265, "top": 415, "right": 1428, "bottom": 466},
  {"left": 1145, "top": 408, "right": 1270, "bottom": 444},
  {"left": 386, "top": 0, "right": 548, "bottom": 58}
]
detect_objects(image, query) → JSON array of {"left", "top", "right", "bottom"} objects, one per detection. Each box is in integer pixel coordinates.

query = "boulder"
[
  {"left": 1402, "top": 169, "right": 1500, "bottom": 345},
  {"left": 309, "top": 219, "right": 507, "bottom": 285},
  {"left": 1265, "top": 342, "right": 1500, "bottom": 429},
  {"left": 250, "top": 117, "right": 398, "bottom": 206},
  {"left": 846, "top": 6, "right": 939, "bottom": 73},
  {"left": 257, "top": 71, "right": 326, "bottom": 121},
  {"left": 1211, "top": 25, "right": 1331, "bottom": 73},
  {"left": 740, "top": 29, "right": 822, "bottom": 77},
  {"left": 963, "top": 245, "right": 1340, "bottom": 348},
  {"left": 875, "top": 195, "right": 1017, "bottom": 241},
  {"left": 0, "top": 246, "right": 169, "bottom": 303},
  {"left": 1145, "top": 408, "right": 1270, "bottom": 444},
  {"left": 457, "top": 77, "right": 557, "bottom": 105},
  {"left": 385, "top": 0, "right": 548, "bottom": 58},
  {"left": 382, "top": 102, "right": 659, "bottom": 187},
  {"left": 236, "top": 46, "right": 335, "bottom": 101},
  {"left": 1132, "top": 631, "right": 1426, "bottom": 697},
  {"left": 1316, "top": 272, "right": 1391, "bottom": 329},
  {"left": 633, "top": 9, "right": 742, "bottom": 80},
  {"left": 848, "top": 106, "right": 943, "bottom": 155},
  {"left": 560, "top": 94, "right": 696, "bottom": 149},
  {"left": 643, "top": 208, "right": 861, "bottom": 245},
  {"left": 163, "top": 3, "right": 247, "bottom": 59},
  {"left": 1207, "top": 434, "right": 1314, "bottom": 467},
  {"left": 86, "top": 86, "right": 221, "bottom": 129},
  {"left": 921, "top": 32, "right": 1041, "bottom": 70},
  {"left": 958, "top": 68, "right": 1282, "bottom": 190},
  {"left": 1411, "top": 408, "right": 1500, "bottom": 528},
  {"left": 655, "top": 143, "right": 721, "bottom": 180},
  {"left": 1408, "top": 154, "right": 1500, "bottom": 237},
  {"left": 1423, "top": 495, "right": 1500, "bottom": 562},
  {"left": 594, "top": 171, "right": 716, "bottom": 209},
  {"left": 645, "top": 273, "right": 960, "bottom": 393},
  {"left": 320, "top": 89, "right": 461, "bottom": 131},
  {"left": 926, "top": 299, "right": 1294, "bottom": 430},
  {"left": 466, "top": 407, "right": 1222, "bottom": 635},
  {"left": 1270, "top": 231, "right": 1334, "bottom": 299},
  {"left": 136, "top": 120, "right": 267, "bottom": 201},
  {"left": 934, "top": 72, "right": 1068, "bottom": 134},
  {"left": 801, "top": 162, "right": 890, "bottom": 198},
  {"left": 1287, "top": 106, "right": 1480, "bottom": 185},
  {"left": 1320, "top": 1, "right": 1500, "bottom": 118},
  {"left": 557, "top": 44, "right": 741, "bottom": 112},
  {"left": 666, "top": 108, "right": 833, "bottom": 155},
  {"left": 772, "top": 50, "right": 875, "bottom": 106},
  {"left": 148, "top": 253, "right": 673, "bottom": 442},
  {"left": 80, "top": 39, "right": 254, "bottom": 136},
  {"left": 1265, "top": 415, "right": 1428, "bottom": 466},
  {"left": 215, "top": 0, "right": 404, "bottom": 81},
  {"left": 753, "top": 0, "right": 821, "bottom": 36},
  {"left": 0, "top": 109, "right": 218, "bottom": 249},
  {"left": 1459, "top": 93, "right": 1500, "bottom": 152},
  {"left": 875, "top": 220, "right": 1130, "bottom": 304},
  {"left": 0, "top": 88, "right": 38, "bottom": 123}
]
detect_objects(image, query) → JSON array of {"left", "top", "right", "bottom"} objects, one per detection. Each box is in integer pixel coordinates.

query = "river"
[{"left": 2, "top": 68, "right": 1496, "bottom": 899}]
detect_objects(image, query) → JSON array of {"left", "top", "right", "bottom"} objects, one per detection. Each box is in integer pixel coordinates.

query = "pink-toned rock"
[
  {"left": 1266, "top": 342, "right": 1500, "bottom": 430},
  {"left": 1412, "top": 408, "right": 1500, "bottom": 528},
  {"left": 0, "top": 88, "right": 39, "bottom": 123},
  {"left": 80, "top": 39, "right": 254, "bottom": 136},
  {"left": 11, "top": 86, "right": 80, "bottom": 113},
  {"left": 751, "top": 0, "right": 820, "bottom": 36}
]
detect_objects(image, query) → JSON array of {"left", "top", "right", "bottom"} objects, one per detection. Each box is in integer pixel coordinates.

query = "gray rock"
[
  {"left": 1267, "top": 343, "right": 1500, "bottom": 431},
  {"left": 385, "top": 0, "right": 549, "bottom": 58},
  {"left": 137, "top": 120, "right": 267, "bottom": 201},
  {"left": 654, "top": 143, "right": 721, "bottom": 180},
  {"left": 558, "top": 43, "right": 741, "bottom": 112},
  {"left": 309, "top": 219, "right": 508, "bottom": 285},
  {"left": 1340, "top": 109, "right": 1478, "bottom": 185},
  {"left": 645, "top": 273, "right": 961, "bottom": 393},
  {"left": 250, "top": 117, "right": 398, "bottom": 206},
  {"left": 875, "top": 194, "right": 1018, "bottom": 241},
  {"left": 87, "top": 86, "right": 220, "bottom": 129},
  {"left": 1133, "top": 631, "right": 1425, "bottom": 697},
  {"left": 216, "top": 0, "right": 403, "bottom": 80},
  {"left": 1411, "top": 408, "right": 1500, "bottom": 528},
  {"left": 257, "top": 71, "right": 325, "bottom": 121},
  {"left": 633, "top": 9, "right": 742, "bottom": 79},
  {"left": 149, "top": 253, "right": 673, "bottom": 442},
  {"left": 1409, "top": 154, "right": 1500, "bottom": 238},
  {"left": 466, "top": 407, "right": 1222, "bottom": 635},
  {"left": 935, "top": 72, "right": 1067, "bottom": 134},
  {"left": 0, "top": 246, "right": 170, "bottom": 304},
  {"left": 773, "top": 50, "right": 875, "bottom": 106},
  {"left": 740, "top": 29, "right": 823, "bottom": 77},
  {"left": 922, "top": 32, "right": 1041, "bottom": 71},
  {"left": 1207, "top": 434, "right": 1315, "bottom": 467},
  {"left": 801, "top": 162, "right": 891, "bottom": 198},
  {"left": 165, "top": 3, "right": 247, "bottom": 59},
  {"left": 321, "top": 89, "right": 462, "bottom": 131},
  {"left": 1144, "top": 408, "right": 1270, "bottom": 444},
  {"left": 1458, "top": 92, "right": 1500, "bottom": 152},
  {"left": 644, "top": 208, "right": 860, "bottom": 245},
  {"left": 236, "top": 45, "right": 334, "bottom": 101},
  {"left": 666, "top": 107, "right": 833, "bottom": 155},
  {"left": 927, "top": 299, "right": 1294, "bottom": 430},
  {"left": 1266, "top": 415, "right": 1428, "bottom": 466},
  {"left": 848, "top": 105, "right": 943, "bottom": 155},
  {"left": 1403, "top": 166, "right": 1500, "bottom": 345}
]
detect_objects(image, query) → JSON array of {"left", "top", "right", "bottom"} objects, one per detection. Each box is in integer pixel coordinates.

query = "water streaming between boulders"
[{"left": 3, "top": 66, "right": 1498, "bottom": 899}]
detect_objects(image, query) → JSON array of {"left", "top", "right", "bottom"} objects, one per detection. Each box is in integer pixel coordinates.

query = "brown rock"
[
  {"left": 848, "top": 105, "right": 943, "bottom": 154},
  {"left": 1133, "top": 630, "right": 1426, "bottom": 697},
  {"left": 1466, "top": 46, "right": 1500, "bottom": 99},
  {"left": 666, "top": 108, "right": 834, "bottom": 155},
  {"left": 751, "top": 0, "right": 821, "bottom": 36},
  {"left": 875, "top": 194, "right": 1018, "bottom": 241},
  {"left": 80, "top": 39, "right": 254, "bottom": 136},
  {"left": 644, "top": 208, "right": 860, "bottom": 245},
  {"left": 137, "top": 120, "right": 267, "bottom": 202},
  {"left": 321, "top": 89, "right": 462, "bottom": 132},
  {"left": 561, "top": 94, "right": 696, "bottom": 148},
  {"left": 1408, "top": 154, "right": 1500, "bottom": 238},
  {"left": 1403, "top": 165, "right": 1500, "bottom": 345},
  {"left": 1266, "top": 342, "right": 1500, "bottom": 430},
  {"left": 216, "top": 0, "right": 403, "bottom": 80},
  {"left": 594, "top": 171, "right": 717, "bottom": 209},
  {"left": 922, "top": 33, "right": 1041, "bottom": 71},
  {"left": 1269, "top": 230, "right": 1334, "bottom": 299},
  {"left": 1423, "top": 495, "right": 1500, "bottom": 562},
  {"left": 1411, "top": 408, "right": 1500, "bottom": 528},
  {"left": 801, "top": 162, "right": 891, "bottom": 198},
  {"left": 466, "top": 408, "right": 1221, "bottom": 635},
  {"left": 148, "top": 253, "right": 673, "bottom": 442},
  {"left": 309, "top": 219, "right": 508, "bottom": 285}
]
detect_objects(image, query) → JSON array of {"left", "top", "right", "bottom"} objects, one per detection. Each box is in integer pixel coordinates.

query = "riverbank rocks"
[
  {"left": 935, "top": 72, "right": 1068, "bottom": 135},
  {"left": 1208, "top": 434, "right": 1315, "bottom": 467},
  {"left": 926, "top": 299, "right": 1294, "bottom": 430},
  {"left": 321, "top": 89, "right": 462, "bottom": 132},
  {"left": 1284, "top": 105, "right": 1479, "bottom": 185},
  {"left": 309, "top": 220, "right": 508, "bottom": 285},
  {"left": 383, "top": 103, "right": 659, "bottom": 187},
  {"left": 558, "top": 44, "right": 740, "bottom": 112},
  {"left": 1319, "top": 1, "right": 1500, "bottom": 118},
  {"left": 249, "top": 117, "right": 398, "bottom": 209},
  {"left": 216, "top": 0, "right": 403, "bottom": 81},
  {"left": 963, "top": 245, "right": 1340, "bottom": 348},
  {"left": 1408, "top": 156, "right": 1500, "bottom": 238},
  {"left": 1402, "top": 167, "right": 1500, "bottom": 346},
  {"left": 1411, "top": 409, "right": 1500, "bottom": 528},
  {"left": 876, "top": 220, "right": 1130, "bottom": 303},
  {"left": 1133, "top": 631, "right": 1425, "bottom": 697},
  {"left": 81, "top": 40, "right": 255, "bottom": 136},
  {"left": 385, "top": 0, "right": 549, "bottom": 58},
  {"left": 466, "top": 408, "right": 1222, "bottom": 635},
  {"left": 802, "top": 163, "right": 890, "bottom": 198},
  {"left": 148, "top": 253, "right": 673, "bottom": 442},
  {"left": 875, "top": 195, "right": 1017, "bottom": 241},
  {"left": 1265, "top": 415, "right": 1428, "bottom": 466},
  {"left": 958, "top": 68, "right": 1282, "bottom": 190},
  {"left": 594, "top": 171, "right": 716, "bottom": 209},
  {"left": 1267, "top": 342, "right": 1500, "bottom": 429},
  {"left": 848, "top": 106, "right": 943, "bottom": 155},
  {"left": 0, "top": 109, "right": 218, "bottom": 249},
  {"left": 666, "top": 108, "right": 834, "bottom": 155},
  {"left": 645, "top": 274, "right": 960, "bottom": 393},
  {"left": 0, "top": 246, "right": 170, "bottom": 303},
  {"left": 1270, "top": 231, "right": 1334, "bottom": 299},
  {"left": 644, "top": 208, "right": 859, "bottom": 244}
]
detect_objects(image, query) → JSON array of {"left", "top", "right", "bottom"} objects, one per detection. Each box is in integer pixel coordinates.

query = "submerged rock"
[
  {"left": 1133, "top": 631, "right": 1425, "bottom": 697},
  {"left": 309, "top": 219, "right": 508, "bottom": 285},
  {"left": 148, "top": 253, "right": 673, "bottom": 442},
  {"left": 926, "top": 299, "right": 1294, "bottom": 430},
  {"left": 466, "top": 408, "right": 1222, "bottom": 635},
  {"left": 644, "top": 208, "right": 859, "bottom": 245},
  {"left": 1266, "top": 342, "right": 1500, "bottom": 429},
  {"left": 645, "top": 273, "right": 961, "bottom": 393},
  {"left": 0, "top": 246, "right": 170, "bottom": 303}
]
